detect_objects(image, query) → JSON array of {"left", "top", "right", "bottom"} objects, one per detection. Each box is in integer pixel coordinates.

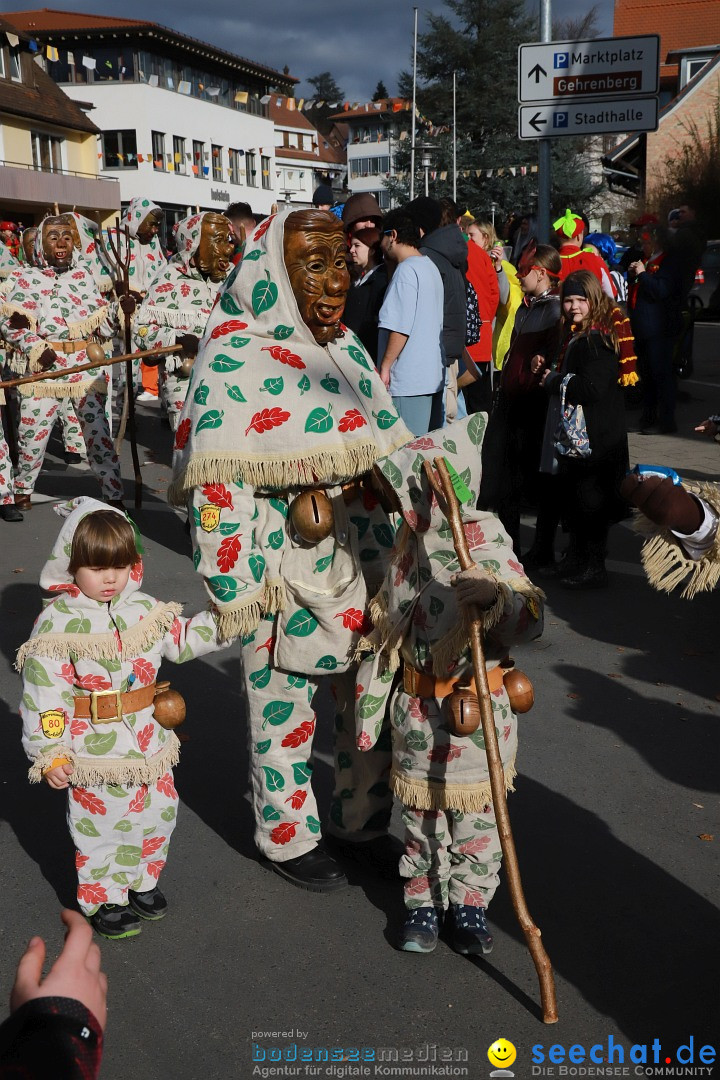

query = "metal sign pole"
[
  {"left": 410, "top": 6, "right": 418, "bottom": 201},
  {"left": 537, "top": 0, "right": 552, "bottom": 244}
]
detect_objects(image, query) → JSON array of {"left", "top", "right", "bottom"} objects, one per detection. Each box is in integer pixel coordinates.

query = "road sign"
[
  {"left": 518, "top": 34, "right": 659, "bottom": 104},
  {"left": 518, "top": 97, "right": 659, "bottom": 140}
]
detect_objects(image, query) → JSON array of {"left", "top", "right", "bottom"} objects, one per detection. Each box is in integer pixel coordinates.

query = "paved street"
[{"left": 1, "top": 327, "right": 719, "bottom": 1079}]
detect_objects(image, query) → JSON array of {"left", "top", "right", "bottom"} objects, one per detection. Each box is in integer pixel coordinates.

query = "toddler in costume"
[
  {"left": 17, "top": 498, "right": 227, "bottom": 940},
  {"left": 356, "top": 416, "right": 544, "bottom": 954}
]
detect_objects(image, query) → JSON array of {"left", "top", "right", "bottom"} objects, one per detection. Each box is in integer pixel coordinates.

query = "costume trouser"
[
  {"left": 67, "top": 771, "right": 179, "bottom": 914},
  {"left": 243, "top": 616, "right": 393, "bottom": 861},
  {"left": 57, "top": 399, "right": 86, "bottom": 457},
  {"left": 635, "top": 335, "right": 676, "bottom": 429},
  {"left": 400, "top": 805, "right": 502, "bottom": 911},
  {"left": 16, "top": 391, "right": 123, "bottom": 500},
  {"left": 158, "top": 366, "right": 189, "bottom": 432},
  {"left": 0, "top": 429, "right": 13, "bottom": 503}
]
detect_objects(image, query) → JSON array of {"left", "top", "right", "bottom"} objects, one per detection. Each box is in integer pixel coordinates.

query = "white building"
[
  {"left": 3, "top": 9, "right": 297, "bottom": 232},
  {"left": 328, "top": 98, "right": 411, "bottom": 210}
]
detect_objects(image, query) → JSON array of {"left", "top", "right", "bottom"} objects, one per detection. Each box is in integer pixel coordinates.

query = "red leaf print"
[
  {"left": 174, "top": 417, "right": 191, "bottom": 450},
  {"left": 78, "top": 883, "right": 108, "bottom": 905},
  {"left": 216, "top": 534, "right": 242, "bottom": 573},
  {"left": 70, "top": 719, "right": 88, "bottom": 736},
  {"left": 170, "top": 618, "right": 182, "bottom": 646},
  {"left": 56, "top": 662, "right": 75, "bottom": 684},
  {"left": 131, "top": 658, "right": 155, "bottom": 686},
  {"left": 74, "top": 674, "right": 112, "bottom": 692},
  {"left": 394, "top": 552, "right": 413, "bottom": 586},
  {"left": 126, "top": 785, "right": 149, "bottom": 814},
  {"left": 408, "top": 697, "right": 428, "bottom": 722},
  {"left": 141, "top": 835, "right": 166, "bottom": 858},
  {"left": 255, "top": 635, "right": 274, "bottom": 653},
  {"left": 357, "top": 731, "right": 372, "bottom": 751},
  {"left": 338, "top": 409, "right": 367, "bottom": 433},
  {"left": 403, "top": 511, "right": 431, "bottom": 533},
  {"left": 270, "top": 820, "right": 299, "bottom": 846},
  {"left": 137, "top": 724, "right": 154, "bottom": 753},
  {"left": 211, "top": 319, "right": 248, "bottom": 340},
  {"left": 180, "top": 283, "right": 191, "bottom": 297},
  {"left": 334, "top": 607, "right": 364, "bottom": 632},
  {"left": 428, "top": 743, "right": 463, "bottom": 764},
  {"left": 245, "top": 407, "right": 291, "bottom": 437},
  {"left": 253, "top": 215, "right": 275, "bottom": 241},
  {"left": 407, "top": 437, "right": 440, "bottom": 450},
  {"left": 156, "top": 773, "right": 178, "bottom": 799},
  {"left": 503, "top": 724, "right": 511, "bottom": 742},
  {"left": 355, "top": 683, "right": 364, "bottom": 700},
  {"left": 284, "top": 789, "right": 307, "bottom": 810},
  {"left": 155, "top": 282, "right": 174, "bottom": 293},
  {"left": 75, "top": 852, "right": 89, "bottom": 869},
  {"left": 260, "top": 345, "right": 306, "bottom": 369},
  {"left": 130, "top": 559, "right": 143, "bottom": 581},
  {"left": 71, "top": 787, "right": 107, "bottom": 815},
  {"left": 49, "top": 584, "right": 80, "bottom": 597},
  {"left": 412, "top": 605, "right": 429, "bottom": 630},
  {"left": 281, "top": 719, "right": 315, "bottom": 748},
  {"left": 456, "top": 835, "right": 491, "bottom": 856},
  {"left": 508, "top": 558, "right": 526, "bottom": 575},
  {"left": 464, "top": 522, "right": 486, "bottom": 550},
  {"left": 462, "top": 889, "right": 487, "bottom": 908},
  {"left": 147, "top": 859, "right": 165, "bottom": 879},
  {"left": 201, "top": 482, "right": 234, "bottom": 509},
  {"left": 405, "top": 875, "right": 431, "bottom": 897}
]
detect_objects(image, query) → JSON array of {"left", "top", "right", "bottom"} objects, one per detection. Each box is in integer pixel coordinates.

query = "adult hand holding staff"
[{"left": 0, "top": 344, "right": 183, "bottom": 392}]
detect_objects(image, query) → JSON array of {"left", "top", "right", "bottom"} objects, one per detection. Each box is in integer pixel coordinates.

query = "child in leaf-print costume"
[{"left": 16, "top": 498, "right": 228, "bottom": 939}]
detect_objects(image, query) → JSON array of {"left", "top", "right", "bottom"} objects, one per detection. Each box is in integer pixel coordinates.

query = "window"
[
  {"left": 212, "top": 144, "right": 223, "bottom": 181},
  {"left": 9, "top": 47, "right": 21, "bottom": 82},
  {"left": 152, "top": 131, "right": 165, "bottom": 171},
  {"left": 31, "top": 132, "right": 63, "bottom": 173},
  {"left": 229, "top": 149, "right": 242, "bottom": 185},
  {"left": 193, "top": 139, "right": 205, "bottom": 178},
  {"left": 173, "top": 135, "right": 186, "bottom": 174},
  {"left": 0, "top": 50, "right": 5, "bottom": 79},
  {"left": 102, "top": 129, "right": 137, "bottom": 169},
  {"left": 349, "top": 156, "right": 390, "bottom": 180},
  {"left": 261, "top": 155, "right": 271, "bottom": 190},
  {"left": 246, "top": 151, "right": 257, "bottom": 187}
]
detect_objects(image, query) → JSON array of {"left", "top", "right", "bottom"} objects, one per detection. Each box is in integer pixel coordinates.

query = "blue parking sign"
[
  {"left": 554, "top": 52, "right": 569, "bottom": 68},
  {"left": 554, "top": 112, "right": 569, "bottom": 128}
]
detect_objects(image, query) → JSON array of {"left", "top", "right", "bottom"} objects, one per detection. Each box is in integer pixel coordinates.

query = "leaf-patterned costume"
[
  {"left": 170, "top": 208, "right": 412, "bottom": 861},
  {"left": 356, "top": 415, "right": 544, "bottom": 911},
  {"left": 133, "top": 213, "right": 226, "bottom": 430},
  {"left": 16, "top": 498, "right": 227, "bottom": 914},
  {"left": 0, "top": 220, "right": 122, "bottom": 501},
  {"left": 0, "top": 245, "right": 21, "bottom": 504},
  {"left": 66, "top": 212, "right": 115, "bottom": 295}
]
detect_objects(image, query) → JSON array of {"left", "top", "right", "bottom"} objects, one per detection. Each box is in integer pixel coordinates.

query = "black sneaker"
[
  {"left": 90, "top": 903, "right": 141, "bottom": 940},
  {"left": 128, "top": 887, "right": 168, "bottom": 920},
  {"left": 449, "top": 903, "right": 494, "bottom": 955},
  {"left": 398, "top": 907, "right": 441, "bottom": 953},
  {"left": 64, "top": 451, "right": 83, "bottom": 465},
  {"left": 0, "top": 505, "right": 23, "bottom": 522}
]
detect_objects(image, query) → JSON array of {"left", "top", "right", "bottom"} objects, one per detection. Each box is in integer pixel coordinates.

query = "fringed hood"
[
  {"left": 170, "top": 208, "right": 411, "bottom": 501},
  {"left": 66, "top": 212, "right": 114, "bottom": 293},
  {"left": 121, "top": 197, "right": 163, "bottom": 240},
  {"left": 39, "top": 497, "right": 142, "bottom": 598},
  {"left": 172, "top": 212, "right": 205, "bottom": 276}
]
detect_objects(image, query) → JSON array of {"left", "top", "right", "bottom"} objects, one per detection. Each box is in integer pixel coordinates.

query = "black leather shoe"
[
  {"left": 325, "top": 833, "right": 404, "bottom": 880},
  {"left": 262, "top": 844, "right": 348, "bottom": 893},
  {"left": 0, "top": 504, "right": 23, "bottom": 522},
  {"left": 64, "top": 451, "right": 83, "bottom": 465},
  {"left": 560, "top": 564, "right": 608, "bottom": 590}
]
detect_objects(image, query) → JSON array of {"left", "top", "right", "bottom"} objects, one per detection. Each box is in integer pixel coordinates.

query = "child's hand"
[
  {"left": 530, "top": 354, "right": 545, "bottom": 375},
  {"left": 695, "top": 418, "right": 718, "bottom": 439},
  {"left": 451, "top": 568, "right": 498, "bottom": 609},
  {"left": 44, "top": 762, "right": 73, "bottom": 790}
]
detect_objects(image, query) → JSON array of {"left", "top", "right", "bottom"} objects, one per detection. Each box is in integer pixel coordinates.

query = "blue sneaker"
[
  {"left": 399, "top": 907, "right": 440, "bottom": 953},
  {"left": 450, "top": 903, "right": 494, "bottom": 955}
]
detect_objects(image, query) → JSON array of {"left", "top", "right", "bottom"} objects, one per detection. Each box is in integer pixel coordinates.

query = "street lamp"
[{"left": 419, "top": 142, "right": 434, "bottom": 197}]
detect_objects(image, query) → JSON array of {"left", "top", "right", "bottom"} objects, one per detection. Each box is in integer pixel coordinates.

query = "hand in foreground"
[
  {"left": 451, "top": 567, "right": 499, "bottom": 609},
  {"left": 619, "top": 474, "right": 703, "bottom": 535},
  {"left": 694, "top": 418, "right": 718, "bottom": 439},
  {"left": 119, "top": 294, "right": 136, "bottom": 317},
  {"left": 176, "top": 333, "right": 199, "bottom": 357},
  {"left": 44, "top": 762, "right": 74, "bottom": 790},
  {"left": 379, "top": 362, "right": 392, "bottom": 389},
  {"left": 530, "top": 354, "right": 545, "bottom": 375},
  {"left": 10, "top": 910, "right": 108, "bottom": 1031},
  {"left": 629, "top": 259, "right": 646, "bottom": 277},
  {"left": 37, "top": 347, "right": 57, "bottom": 372},
  {"left": 7, "top": 311, "right": 31, "bottom": 331}
]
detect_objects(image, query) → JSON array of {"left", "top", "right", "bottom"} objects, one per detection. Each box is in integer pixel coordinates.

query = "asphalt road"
[{"left": 1, "top": 327, "right": 719, "bottom": 1080}]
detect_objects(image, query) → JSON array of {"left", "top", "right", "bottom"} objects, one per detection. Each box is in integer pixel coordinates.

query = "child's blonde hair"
[{"left": 68, "top": 511, "right": 138, "bottom": 574}]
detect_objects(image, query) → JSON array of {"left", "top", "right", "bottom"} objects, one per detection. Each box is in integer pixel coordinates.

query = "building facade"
[
  {"left": 328, "top": 99, "right": 411, "bottom": 210},
  {"left": 269, "top": 96, "right": 346, "bottom": 207}
]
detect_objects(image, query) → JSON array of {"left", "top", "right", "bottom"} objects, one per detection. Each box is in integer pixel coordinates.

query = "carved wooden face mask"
[
  {"left": 22, "top": 228, "right": 37, "bottom": 262},
  {"left": 136, "top": 210, "right": 163, "bottom": 245},
  {"left": 194, "top": 214, "right": 234, "bottom": 282},
  {"left": 58, "top": 214, "right": 81, "bottom": 250},
  {"left": 42, "top": 218, "right": 75, "bottom": 269},
  {"left": 283, "top": 210, "right": 350, "bottom": 344}
]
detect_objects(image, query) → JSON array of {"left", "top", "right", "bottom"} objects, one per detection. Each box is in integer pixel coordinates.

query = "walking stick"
[
  {"left": 1, "top": 388, "right": 19, "bottom": 468},
  {"left": 429, "top": 455, "right": 559, "bottom": 1025},
  {"left": 0, "top": 345, "right": 182, "bottom": 391},
  {"left": 106, "top": 220, "right": 143, "bottom": 508}
]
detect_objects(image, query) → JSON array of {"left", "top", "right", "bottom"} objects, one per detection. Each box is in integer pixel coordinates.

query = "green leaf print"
[
  {"left": 286, "top": 675, "right": 306, "bottom": 689},
  {"left": 111, "top": 872, "right": 131, "bottom": 884},
  {"left": 261, "top": 377, "right": 284, "bottom": 396},
  {"left": 442, "top": 438, "right": 457, "bottom": 455},
  {"left": 207, "top": 575, "right": 242, "bottom": 603},
  {"left": 210, "top": 354, "right": 245, "bottom": 373},
  {"left": 479, "top": 559, "right": 501, "bottom": 573},
  {"left": 273, "top": 323, "right": 294, "bottom": 339},
  {"left": 372, "top": 523, "right": 394, "bottom": 548},
  {"left": 194, "top": 380, "right": 210, "bottom": 405},
  {"left": 178, "top": 643, "right": 193, "bottom": 663},
  {"left": 306, "top": 815, "right": 321, "bottom": 834},
  {"left": 473, "top": 817, "right": 496, "bottom": 830},
  {"left": 229, "top": 336, "right": 250, "bottom": 348},
  {"left": 261, "top": 765, "right": 285, "bottom": 792},
  {"left": 193, "top": 548, "right": 201, "bottom": 570},
  {"left": 469, "top": 730, "right": 486, "bottom": 749},
  {"left": 429, "top": 595, "right": 445, "bottom": 617},
  {"left": 255, "top": 739, "right": 271, "bottom": 755},
  {"left": 313, "top": 553, "right": 333, "bottom": 574},
  {"left": 406, "top": 731, "right": 428, "bottom": 751},
  {"left": 217, "top": 521, "right": 242, "bottom": 536},
  {"left": 192, "top": 505, "right": 202, "bottom": 527},
  {"left": 161, "top": 806, "right": 176, "bottom": 821},
  {"left": 195, "top": 410, "right": 224, "bottom": 433},
  {"left": 252, "top": 271, "right": 278, "bottom": 315},
  {"left": 262, "top": 700, "right": 294, "bottom": 727},
  {"left": 243, "top": 249, "right": 264, "bottom": 262},
  {"left": 358, "top": 693, "right": 386, "bottom": 719},
  {"left": 262, "top": 805, "right": 281, "bottom": 821},
  {"left": 36, "top": 619, "right": 53, "bottom": 635},
  {"left": 84, "top": 732, "right": 118, "bottom": 756},
  {"left": 21, "top": 692, "right": 37, "bottom": 711},
  {"left": 248, "top": 553, "right": 266, "bottom": 583},
  {"left": 96, "top": 658, "right": 121, "bottom": 672},
  {"left": 249, "top": 666, "right": 271, "bottom": 690},
  {"left": 269, "top": 497, "right": 288, "bottom": 518},
  {"left": 372, "top": 409, "right": 399, "bottom": 430},
  {"left": 191, "top": 624, "right": 214, "bottom": 641},
  {"left": 382, "top": 459, "right": 403, "bottom": 489},
  {"left": 429, "top": 550, "right": 458, "bottom": 569},
  {"left": 220, "top": 292, "right": 244, "bottom": 315},
  {"left": 53, "top": 597, "right": 72, "bottom": 615},
  {"left": 315, "top": 655, "right": 338, "bottom": 670},
  {"left": 345, "top": 344, "right": 371, "bottom": 370},
  {"left": 320, "top": 374, "right": 340, "bottom": 394},
  {"left": 115, "top": 845, "right": 142, "bottom": 867},
  {"left": 24, "top": 658, "right": 53, "bottom": 687},
  {"left": 91, "top": 864, "right": 110, "bottom": 881},
  {"left": 267, "top": 528, "right": 284, "bottom": 550},
  {"left": 350, "top": 515, "right": 369, "bottom": 539},
  {"left": 358, "top": 376, "right": 372, "bottom": 398},
  {"left": 297, "top": 373, "right": 311, "bottom": 395},
  {"left": 105, "top": 784, "right": 126, "bottom": 798},
  {"left": 285, "top": 609, "right": 318, "bottom": 637},
  {"left": 467, "top": 412, "right": 486, "bottom": 446},
  {"left": 292, "top": 761, "right": 312, "bottom": 785},
  {"left": 225, "top": 383, "right": 246, "bottom": 403},
  {"left": 75, "top": 818, "right": 100, "bottom": 838},
  {"left": 114, "top": 820, "right": 132, "bottom": 832},
  {"left": 305, "top": 406, "right": 333, "bottom": 434}
]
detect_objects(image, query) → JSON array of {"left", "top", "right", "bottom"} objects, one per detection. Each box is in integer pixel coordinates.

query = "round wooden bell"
[
  {"left": 446, "top": 686, "right": 481, "bottom": 737},
  {"left": 85, "top": 342, "right": 106, "bottom": 365},
  {"left": 153, "top": 680, "right": 186, "bottom": 729},
  {"left": 177, "top": 356, "right": 195, "bottom": 378},
  {"left": 290, "top": 489, "right": 334, "bottom": 544},
  {"left": 503, "top": 668, "right": 534, "bottom": 713}
]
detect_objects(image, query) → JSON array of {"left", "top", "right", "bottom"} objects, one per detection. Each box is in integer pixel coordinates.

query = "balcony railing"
[{"left": 0, "top": 158, "right": 118, "bottom": 182}]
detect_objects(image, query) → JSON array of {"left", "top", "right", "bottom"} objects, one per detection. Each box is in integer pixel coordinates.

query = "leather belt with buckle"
[
  {"left": 403, "top": 664, "right": 505, "bottom": 699},
  {"left": 47, "top": 339, "right": 96, "bottom": 355},
  {"left": 73, "top": 682, "right": 157, "bottom": 723}
]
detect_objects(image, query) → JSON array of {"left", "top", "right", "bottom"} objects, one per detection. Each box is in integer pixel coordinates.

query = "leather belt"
[
  {"left": 73, "top": 682, "right": 156, "bottom": 723},
  {"left": 403, "top": 664, "right": 505, "bottom": 699},
  {"left": 47, "top": 339, "right": 96, "bottom": 354},
  {"left": 259, "top": 477, "right": 367, "bottom": 504}
]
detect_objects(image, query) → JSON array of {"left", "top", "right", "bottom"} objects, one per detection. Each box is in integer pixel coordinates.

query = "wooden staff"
[
  {"left": 106, "top": 219, "right": 142, "bottom": 507},
  {"left": 431, "top": 455, "right": 558, "bottom": 1025},
  {"left": 0, "top": 345, "right": 182, "bottom": 391}
]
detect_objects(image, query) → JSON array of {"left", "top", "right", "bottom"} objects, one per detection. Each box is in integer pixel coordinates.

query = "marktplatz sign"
[
  {"left": 518, "top": 97, "right": 659, "bottom": 139},
  {"left": 518, "top": 34, "right": 659, "bottom": 103}
]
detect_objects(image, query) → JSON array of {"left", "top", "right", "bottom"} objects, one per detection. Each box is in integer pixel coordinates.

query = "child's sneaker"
[
  {"left": 449, "top": 903, "right": 494, "bottom": 955},
  {"left": 398, "top": 907, "right": 440, "bottom": 953},
  {"left": 90, "top": 903, "right": 141, "bottom": 940},
  {"left": 128, "top": 887, "right": 168, "bottom": 921}
]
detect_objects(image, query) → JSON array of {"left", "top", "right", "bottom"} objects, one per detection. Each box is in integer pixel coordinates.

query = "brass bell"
[
  {"left": 85, "top": 342, "right": 106, "bottom": 365},
  {"left": 446, "top": 686, "right": 481, "bottom": 737},
  {"left": 177, "top": 356, "right": 195, "bottom": 378},
  {"left": 153, "top": 680, "right": 186, "bottom": 729},
  {"left": 289, "top": 489, "right": 334, "bottom": 544},
  {"left": 503, "top": 668, "right": 534, "bottom": 713}
]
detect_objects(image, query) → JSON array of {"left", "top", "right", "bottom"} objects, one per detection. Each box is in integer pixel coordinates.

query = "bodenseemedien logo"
[{"left": 488, "top": 1038, "right": 517, "bottom": 1077}]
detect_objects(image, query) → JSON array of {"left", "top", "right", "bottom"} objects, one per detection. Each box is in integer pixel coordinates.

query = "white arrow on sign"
[
  {"left": 518, "top": 34, "right": 659, "bottom": 104},
  {"left": 518, "top": 97, "right": 659, "bottom": 139}
]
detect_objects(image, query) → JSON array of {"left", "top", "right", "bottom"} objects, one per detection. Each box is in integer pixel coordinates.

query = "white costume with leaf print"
[
  {"left": 170, "top": 209, "right": 412, "bottom": 860},
  {"left": 356, "top": 416, "right": 545, "bottom": 910},
  {"left": 16, "top": 498, "right": 226, "bottom": 914}
]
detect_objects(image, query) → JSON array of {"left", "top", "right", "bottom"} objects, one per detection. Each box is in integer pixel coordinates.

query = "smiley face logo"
[{"left": 488, "top": 1039, "right": 517, "bottom": 1070}]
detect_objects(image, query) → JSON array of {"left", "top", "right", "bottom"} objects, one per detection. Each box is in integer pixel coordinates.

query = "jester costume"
[
  {"left": 17, "top": 498, "right": 226, "bottom": 915},
  {"left": 170, "top": 209, "right": 412, "bottom": 867}
]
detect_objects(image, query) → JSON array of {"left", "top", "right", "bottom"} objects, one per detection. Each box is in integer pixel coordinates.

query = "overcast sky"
[{"left": 6, "top": 0, "right": 615, "bottom": 101}]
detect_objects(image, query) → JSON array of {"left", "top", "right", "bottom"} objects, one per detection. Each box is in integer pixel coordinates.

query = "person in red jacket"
[
  {"left": 554, "top": 209, "right": 614, "bottom": 298},
  {"left": 463, "top": 220, "right": 500, "bottom": 414}
]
